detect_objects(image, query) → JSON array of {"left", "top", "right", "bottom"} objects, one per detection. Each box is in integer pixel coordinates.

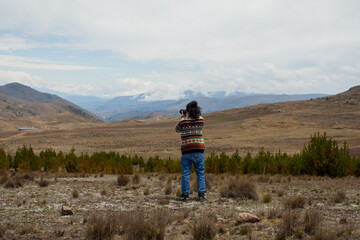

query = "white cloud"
[
  {"left": 0, "top": 0, "right": 359, "bottom": 62},
  {"left": 0, "top": 69, "right": 47, "bottom": 87},
  {"left": 0, "top": 61, "right": 357, "bottom": 101},
  {"left": 0, "top": 34, "right": 38, "bottom": 51},
  {"left": 0, "top": 55, "right": 101, "bottom": 70},
  {"left": 103, "top": 78, "right": 182, "bottom": 100},
  {"left": 0, "top": 0, "right": 359, "bottom": 98}
]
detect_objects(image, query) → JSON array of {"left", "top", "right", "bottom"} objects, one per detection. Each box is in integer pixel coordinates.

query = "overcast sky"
[{"left": 0, "top": 0, "right": 359, "bottom": 100}]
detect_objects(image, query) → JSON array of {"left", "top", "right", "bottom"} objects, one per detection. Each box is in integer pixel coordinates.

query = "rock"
[
  {"left": 61, "top": 206, "right": 73, "bottom": 216},
  {"left": 237, "top": 212, "right": 260, "bottom": 223}
]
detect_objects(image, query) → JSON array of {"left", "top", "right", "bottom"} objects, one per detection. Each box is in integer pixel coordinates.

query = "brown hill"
[
  {"left": 0, "top": 82, "right": 100, "bottom": 121},
  {"left": 1, "top": 86, "right": 359, "bottom": 157}
]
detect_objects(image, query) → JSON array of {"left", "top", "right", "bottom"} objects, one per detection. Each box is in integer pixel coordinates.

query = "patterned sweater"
[{"left": 175, "top": 116, "right": 205, "bottom": 153}]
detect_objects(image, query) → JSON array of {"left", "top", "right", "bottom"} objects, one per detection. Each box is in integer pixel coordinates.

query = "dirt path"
[{"left": 0, "top": 131, "right": 26, "bottom": 141}]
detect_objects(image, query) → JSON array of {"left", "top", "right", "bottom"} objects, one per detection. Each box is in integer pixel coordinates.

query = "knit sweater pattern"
[{"left": 175, "top": 117, "right": 205, "bottom": 153}]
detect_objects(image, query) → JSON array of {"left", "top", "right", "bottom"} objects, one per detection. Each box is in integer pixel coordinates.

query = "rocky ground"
[{"left": 0, "top": 171, "right": 359, "bottom": 239}]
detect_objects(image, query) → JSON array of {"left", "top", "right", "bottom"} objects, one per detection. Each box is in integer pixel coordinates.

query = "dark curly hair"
[{"left": 186, "top": 101, "right": 201, "bottom": 119}]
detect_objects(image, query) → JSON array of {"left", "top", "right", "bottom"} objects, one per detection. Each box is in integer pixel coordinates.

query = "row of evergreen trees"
[
  {"left": 206, "top": 132, "right": 360, "bottom": 177},
  {"left": 0, "top": 132, "right": 359, "bottom": 177},
  {"left": 0, "top": 147, "right": 136, "bottom": 174}
]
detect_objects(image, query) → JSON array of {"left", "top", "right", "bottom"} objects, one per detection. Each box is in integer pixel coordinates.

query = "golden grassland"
[{"left": 1, "top": 95, "right": 359, "bottom": 159}]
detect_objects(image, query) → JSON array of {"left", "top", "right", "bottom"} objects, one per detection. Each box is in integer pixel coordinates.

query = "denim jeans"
[{"left": 181, "top": 152, "right": 206, "bottom": 195}]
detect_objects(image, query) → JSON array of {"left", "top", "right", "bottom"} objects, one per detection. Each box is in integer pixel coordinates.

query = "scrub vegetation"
[{"left": 1, "top": 132, "right": 359, "bottom": 177}]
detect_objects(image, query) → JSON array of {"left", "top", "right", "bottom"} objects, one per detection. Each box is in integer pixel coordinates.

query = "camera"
[{"left": 179, "top": 109, "right": 187, "bottom": 115}]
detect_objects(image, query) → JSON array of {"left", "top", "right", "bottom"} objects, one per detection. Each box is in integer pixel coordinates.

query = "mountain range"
[
  {"left": 0, "top": 82, "right": 329, "bottom": 122},
  {"left": 59, "top": 90, "right": 328, "bottom": 121}
]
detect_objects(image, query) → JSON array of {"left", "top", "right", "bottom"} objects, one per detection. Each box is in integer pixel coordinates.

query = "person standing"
[{"left": 175, "top": 101, "right": 206, "bottom": 201}]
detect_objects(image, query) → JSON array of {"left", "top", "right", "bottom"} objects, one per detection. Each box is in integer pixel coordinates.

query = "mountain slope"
[{"left": 0, "top": 82, "right": 100, "bottom": 121}]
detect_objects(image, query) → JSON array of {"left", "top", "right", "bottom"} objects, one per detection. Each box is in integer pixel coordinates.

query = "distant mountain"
[
  {"left": 0, "top": 82, "right": 100, "bottom": 121},
  {"left": 130, "top": 112, "right": 177, "bottom": 121},
  {"left": 90, "top": 92, "right": 328, "bottom": 122},
  {"left": 34, "top": 87, "right": 109, "bottom": 110}
]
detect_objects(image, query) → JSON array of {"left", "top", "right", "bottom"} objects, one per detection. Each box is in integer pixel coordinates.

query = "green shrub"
[
  {"left": 14, "top": 145, "right": 39, "bottom": 171},
  {"left": 0, "top": 148, "right": 10, "bottom": 170},
  {"left": 301, "top": 132, "right": 351, "bottom": 177},
  {"left": 145, "top": 156, "right": 164, "bottom": 172}
]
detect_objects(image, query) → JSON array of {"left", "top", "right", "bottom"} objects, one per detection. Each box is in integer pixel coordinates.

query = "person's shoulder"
[{"left": 197, "top": 116, "right": 204, "bottom": 120}]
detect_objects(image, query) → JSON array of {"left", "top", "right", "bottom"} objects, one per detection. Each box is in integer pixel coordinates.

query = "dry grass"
[
  {"left": 314, "top": 226, "right": 336, "bottom": 240},
  {"left": 334, "top": 191, "right": 346, "bottom": 203},
  {"left": 22, "top": 173, "right": 35, "bottom": 181},
  {"left": 165, "top": 183, "right": 172, "bottom": 195},
  {"left": 335, "top": 224, "right": 355, "bottom": 239},
  {"left": 220, "top": 178, "right": 258, "bottom": 200},
  {"left": 284, "top": 195, "right": 306, "bottom": 209},
  {"left": 277, "top": 190, "right": 284, "bottom": 197},
  {"left": 0, "top": 174, "right": 8, "bottom": 185},
  {"left": 262, "top": 193, "right": 272, "bottom": 203},
  {"left": 159, "top": 199, "right": 169, "bottom": 205},
  {"left": 4, "top": 175, "right": 23, "bottom": 188},
  {"left": 275, "top": 210, "right": 300, "bottom": 239},
  {"left": 143, "top": 187, "right": 150, "bottom": 195},
  {"left": 100, "top": 189, "right": 107, "bottom": 196},
  {"left": 54, "top": 228, "right": 65, "bottom": 237},
  {"left": 0, "top": 225, "right": 4, "bottom": 238},
  {"left": 304, "top": 209, "right": 322, "bottom": 234},
  {"left": 239, "top": 225, "right": 252, "bottom": 236},
  {"left": 192, "top": 214, "right": 217, "bottom": 240},
  {"left": 123, "top": 210, "right": 171, "bottom": 240},
  {"left": 266, "top": 205, "right": 282, "bottom": 219},
  {"left": 133, "top": 173, "right": 141, "bottom": 185},
  {"left": 72, "top": 189, "right": 79, "bottom": 198},
  {"left": 19, "top": 224, "right": 36, "bottom": 235},
  {"left": 0, "top": 173, "right": 359, "bottom": 239},
  {"left": 117, "top": 175, "right": 129, "bottom": 186},
  {"left": 86, "top": 213, "right": 121, "bottom": 240},
  {"left": 257, "top": 175, "right": 270, "bottom": 183},
  {"left": 38, "top": 178, "right": 49, "bottom": 187}
]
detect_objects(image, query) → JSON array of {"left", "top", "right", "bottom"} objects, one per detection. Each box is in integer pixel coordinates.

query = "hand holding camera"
[{"left": 179, "top": 109, "right": 187, "bottom": 117}]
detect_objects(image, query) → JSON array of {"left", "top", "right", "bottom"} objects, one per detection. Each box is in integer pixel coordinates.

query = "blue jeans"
[{"left": 181, "top": 152, "right": 206, "bottom": 195}]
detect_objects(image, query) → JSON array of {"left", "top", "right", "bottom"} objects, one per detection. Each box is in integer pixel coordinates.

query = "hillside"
[
  {"left": 0, "top": 83, "right": 102, "bottom": 139},
  {"left": 0, "top": 83, "right": 100, "bottom": 121},
  {"left": 1, "top": 86, "right": 359, "bottom": 158}
]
